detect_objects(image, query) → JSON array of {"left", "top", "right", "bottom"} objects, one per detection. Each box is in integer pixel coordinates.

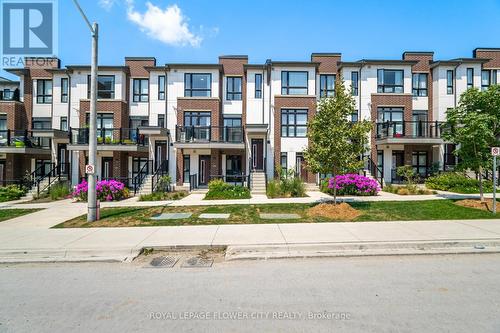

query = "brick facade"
[
  {"left": 311, "top": 54, "right": 341, "bottom": 73},
  {"left": 403, "top": 52, "right": 434, "bottom": 121},
  {"left": 474, "top": 49, "right": 500, "bottom": 69}
]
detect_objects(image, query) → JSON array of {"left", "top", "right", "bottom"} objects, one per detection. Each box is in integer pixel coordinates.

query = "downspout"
[
  {"left": 261, "top": 68, "right": 265, "bottom": 124},
  {"left": 266, "top": 59, "right": 272, "bottom": 177},
  {"left": 453, "top": 62, "right": 461, "bottom": 108}
]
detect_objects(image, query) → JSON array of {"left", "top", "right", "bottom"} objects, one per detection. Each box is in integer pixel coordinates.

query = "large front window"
[
  {"left": 378, "top": 107, "right": 404, "bottom": 136},
  {"left": 223, "top": 117, "right": 242, "bottom": 142},
  {"left": 32, "top": 117, "right": 51, "bottom": 147},
  {"left": 281, "top": 71, "right": 308, "bottom": 95},
  {"left": 133, "top": 79, "right": 149, "bottom": 102},
  {"left": 184, "top": 73, "right": 211, "bottom": 97},
  {"left": 412, "top": 151, "right": 428, "bottom": 177},
  {"left": 36, "top": 80, "right": 52, "bottom": 104},
  {"left": 319, "top": 74, "right": 335, "bottom": 98},
  {"left": 281, "top": 109, "right": 307, "bottom": 137},
  {"left": 377, "top": 69, "right": 403, "bottom": 93},
  {"left": 183, "top": 111, "right": 211, "bottom": 141},
  {"left": 412, "top": 73, "right": 428, "bottom": 96},
  {"left": 86, "top": 113, "right": 114, "bottom": 140},
  {"left": 226, "top": 77, "right": 242, "bottom": 100},
  {"left": 87, "top": 75, "right": 115, "bottom": 99}
]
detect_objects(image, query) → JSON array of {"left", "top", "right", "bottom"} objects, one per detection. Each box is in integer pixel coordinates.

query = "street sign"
[
  {"left": 492, "top": 147, "right": 500, "bottom": 156},
  {"left": 85, "top": 164, "right": 95, "bottom": 174}
]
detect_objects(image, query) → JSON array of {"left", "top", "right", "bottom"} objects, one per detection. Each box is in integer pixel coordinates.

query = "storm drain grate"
[
  {"left": 149, "top": 256, "right": 179, "bottom": 268},
  {"left": 181, "top": 257, "right": 214, "bottom": 268}
]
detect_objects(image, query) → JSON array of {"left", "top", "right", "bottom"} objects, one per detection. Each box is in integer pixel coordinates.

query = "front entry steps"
[{"left": 250, "top": 171, "right": 266, "bottom": 195}]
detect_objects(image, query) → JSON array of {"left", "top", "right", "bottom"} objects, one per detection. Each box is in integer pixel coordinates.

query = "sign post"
[{"left": 492, "top": 147, "right": 499, "bottom": 214}]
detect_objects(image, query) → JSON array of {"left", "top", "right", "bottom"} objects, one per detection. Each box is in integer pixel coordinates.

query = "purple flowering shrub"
[
  {"left": 327, "top": 173, "right": 380, "bottom": 196},
  {"left": 72, "top": 179, "right": 130, "bottom": 201}
]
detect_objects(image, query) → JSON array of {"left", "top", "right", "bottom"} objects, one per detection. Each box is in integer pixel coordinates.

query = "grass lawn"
[
  {"left": 0, "top": 209, "right": 41, "bottom": 222},
  {"left": 53, "top": 200, "right": 500, "bottom": 228}
]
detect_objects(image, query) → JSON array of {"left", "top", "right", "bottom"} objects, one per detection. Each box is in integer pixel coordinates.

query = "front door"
[
  {"left": 57, "top": 143, "right": 68, "bottom": 175},
  {"left": 155, "top": 141, "right": 168, "bottom": 170},
  {"left": 101, "top": 157, "right": 113, "bottom": 180},
  {"left": 199, "top": 155, "right": 210, "bottom": 186},
  {"left": 295, "top": 153, "right": 308, "bottom": 182},
  {"left": 251, "top": 139, "right": 264, "bottom": 171},
  {"left": 392, "top": 151, "right": 404, "bottom": 183},
  {"left": 0, "top": 160, "right": 5, "bottom": 185}
]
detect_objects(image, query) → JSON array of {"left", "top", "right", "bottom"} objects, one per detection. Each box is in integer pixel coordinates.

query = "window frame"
[
  {"left": 183, "top": 111, "right": 211, "bottom": 127},
  {"left": 351, "top": 112, "right": 358, "bottom": 123},
  {"left": 281, "top": 71, "right": 308, "bottom": 95},
  {"left": 183, "top": 155, "right": 190, "bottom": 183},
  {"left": 446, "top": 70, "right": 454, "bottom": 95},
  {"left": 60, "top": 78, "right": 68, "bottom": 103},
  {"left": 87, "top": 75, "right": 115, "bottom": 99},
  {"left": 184, "top": 73, "right": 212, "bottom": 97},
  {"left": 158, "top": 75, "right": 166, "bottom": 100},
  {"left": 412, "top": 73, "right": 428, "bottom": 97},
  {"left": 132, "top": 78, "right": 149, "bottom": 102},
  {"left": 481, "top": 70, "right": 491, "bottom": 91},
  {"left": 280, "top": 109, "right": 308, "bottom": 137},
  {"left": 466, "top": 68, "right": 474, "bottom": 89},
  {"left": 377, "top": 69, "right": 404, "bottom": 93},
  {"left": 226, "top": 76, "right": 242, "bottom": 101},
  {"left": 36, "top": 79, "right": 53, "bottom": 104},
  {"left": 157, "top": 114, "right": 165, "bottom": 128},
  {"left": 60, "top": 116, "right": 67, "bottom": 131},
  {"left": 493, "top": 70, "right": 498, "bottom": 85},
  {"left": 351, "top": 71, "right": 359, "bottom": 96},
  {"left": 280, "top": 152, "right": 287, "bottom": 169},
  {"left": 319, "top": 74, "right": 336, "bottom": 98},
  {"left": 255, "top": 73, "right": 262, "bottom": 98}
]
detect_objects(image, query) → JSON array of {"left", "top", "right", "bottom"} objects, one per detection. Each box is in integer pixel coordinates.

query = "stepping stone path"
[
  {"left": 198, "top": 213, "right": 230, "bottom": 219},
  {"left": 150, "top": 213, "right": 192, "bottom": 220},
  {"left": 259, "top": 213, "right": 301, "bottom": 220}
]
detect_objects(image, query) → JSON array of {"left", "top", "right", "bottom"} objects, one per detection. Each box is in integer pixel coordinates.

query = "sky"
[{"left": 3, "top": 0, "right": 500, "bottom": 78}]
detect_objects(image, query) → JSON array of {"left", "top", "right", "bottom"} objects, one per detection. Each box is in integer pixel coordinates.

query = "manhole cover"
[
  {"left": 181, "top": 257, "right": 213, "bottom": 268},
  {"left": 148, "top": 256, "right": 179, "bottom": 268}
]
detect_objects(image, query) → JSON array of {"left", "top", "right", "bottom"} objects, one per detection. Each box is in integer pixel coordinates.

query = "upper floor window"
[
  {"left": 281, "top": 109, "right": 307, "bottom": 137},
  {"left": 1, "top": 89, "right": 13, "bottom": 100},
  {"left": 184, "top": 73, "right": 211, "bottom": 97},
  {"left": 255, "top": 74, "right": 262, "bottom": 98},
  {"left": 87, "top": 75, "right": 115, "bottom": 99},
  {"left": 412, "top": 73, "right": 428, "bottom": 97},
  {"left": 351, "top": 112, "right": 358, "bottom": 123},
  {"left": 183, "top": 111, "right": 211, "bottom": 126},
  {"left": 466, "top": 68, "right": 474, "bottom": 89},
  {"left": 377, "top": 69, "right": 403, "bottom": 93},
  {"left": 36, "top": 79, "right": 52, "bottom": 104},
  {"left": 158, "top": 114, "right": 165, "bottom": 128},
  {"left": 446, "top": 70, "right": 454, "bottom": 95},
  {"left": 281, "top": 71, "right": 308, "bottom": 95},
  {"left": 226, "top": 77, "right": 242, "bottom": 100},
  {"left": 493, "top": 70, "right": 498, "bottom": 85},
  {"left": 319, "top": 74, "right": 335, "bottom": 98},
  {"left": 158, "top": 75, "right": 165, "bottom": 100},
  {"left": 351, "top": 71, "right": 359, "bottom": 96},
  {"left": 60, "top": 116, "right": 67, "bottom": 131},
  {"left": 133, "top": 79, "right": 149, "bottom": 102},
  {"left": 481, "top": 70, "right": 491, "bottom": 91},
  {"left": 61, "top": 78, "right": 68, "bottom": 103}
]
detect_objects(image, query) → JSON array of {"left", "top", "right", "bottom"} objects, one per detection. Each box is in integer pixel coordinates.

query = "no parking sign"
[
  {"left": 85, "top": 164, "right": 95, "bottom": 174},
  {"left": 492, "top": 147, "right": 500, "bottom": 156}
]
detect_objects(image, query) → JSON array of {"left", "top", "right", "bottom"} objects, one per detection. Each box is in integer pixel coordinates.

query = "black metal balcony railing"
[
  {"left": 0, "top": 90, "right": 19, "bottom": 101},
  {"left": 175, "top": 126, "right": 243, "bottom": 143},
  {"left": 0, "top": 129, "right": 50, "bottom": 148},
  {"left": 376, "top": 121, "right": 446, "bottom": 139},
  {"left": 69, "top": 128, "right": 147, "bottom": 145}
]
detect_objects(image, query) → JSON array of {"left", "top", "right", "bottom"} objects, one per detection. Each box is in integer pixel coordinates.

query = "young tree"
[
  {"left": 444, "top": 85, "right": 500, "bottom": 201},
  {"left": 304, "top": 80, "right": 371, "bottom": 204}
]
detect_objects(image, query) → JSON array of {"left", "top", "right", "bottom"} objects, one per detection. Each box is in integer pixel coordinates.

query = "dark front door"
[
  {"left": 392, "top": 150, "right": 404, "bottom": 183},
  {"left": 101, "top": 157, "right": 113, "bottom": 179},
  {"left": 57, "top": 143, "right": 69, "bottom": 175},
  {"left": 295, "top": 153, "right": 307, "bottom": 182},
  {"left": 0, "top": 160, "right": 5, "bottom": 185},
  {"left": 155, "top": 141, "right": 168, "bottom": 170},
  {"left": 251, "top": 139, "right": 264, "bottom": 171},
  {"left": 199, "top": 155, "right": 210, "bottom": 186}
]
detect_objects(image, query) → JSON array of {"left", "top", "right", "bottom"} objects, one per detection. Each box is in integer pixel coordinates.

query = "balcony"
[
  {"left": 0, "top": 129, "right": 51, "bottom": 154},
  {"left": 67, "top": 128, "right": 148, "bottom": 152},
  {"left": 0, "top": 90, "right": 19, "bottom": 101},
  {"left": 375, "top": 121, "right": 446, "bottom": 145},
  {"left": 174, "top": 126, "right": 244, "bottom": 149}
]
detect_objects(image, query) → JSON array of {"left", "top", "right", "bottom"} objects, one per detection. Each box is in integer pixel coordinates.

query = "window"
[
  {"left": 2, "top": 89, "right": 13, "bottom": 100},
  {"left": 86, "top": 113, "right": 114, "bottom": 139},
  {"left": 493, "top": 70, "right": 498, "bottom": 85},
  {"left": 281, "top": 71, "right": 308, "bottom": 95},
  {"left": 183, "top": 155, "right": 190, "bottom": 183},
  {"left": 255, "top": 74, "right": 262, "bottom": 98},
  {"left": 87, "top": 75, "right": 115, "bottom": 99},
  {"left": 412, "top": 73, "right": 428, "bottom": 97},
  {"left": 32, "top": 117, "right": 51, "bottom": 148},
  {"left": 133, "top": 79, "right": 149, "bottom": 102},
  {"left": 446, "top": 70, "right": 454, "bottom": 95},
  {"left": 158, "top": 75, "right": 165, "bottom": 100},
  {"left": 280, "top": 153, "right": 287, "bottom": 169},
  {"left": 377, "top": 107, "right": 404, "bottom": 136},
  {"left": 184, "top": 73, "right": 211, "bottom": 97},
  {"left": 281, "top": 109, "right": 308, "bottom": 137},
  {"left": 226, "top": 77, "right": 242, "bottom": 100},
  {"left": 223, "top": 117, "right": 242, "bottom": 142},
  {"left": 36, "top": 79, "right": 52, "bottom": 104},
  {"left": 61, "top": 78, "right": 68, "bottom": 103},
  {"left": 319, "top": 74, "right": 335, "bottom": 98},
  {"left": 377, "top": 69, "right": 403, "bottom": 93},
  {"left": 466, "top": 68, "right": 474, "bottom": 89},
  {"left": 351, "top": 71, "right": 359, "bottom": 96},
  {"left": 184, "top": 111, "right": 211, "bottom": 127},
  {"left": 351, "top": 112, "right": 358, "bottom": 122},
  {"left": 412, "top": 151, "right": 428, "bottom": 177},
  {"left": 481, "top": 70, "right": 491, "bottom": 91},
  {"left": 157, "top": 114, "right": 165, "bottom": 128},
  {"left": 60, "top": 117, "right": 67, "bottom": 131}
]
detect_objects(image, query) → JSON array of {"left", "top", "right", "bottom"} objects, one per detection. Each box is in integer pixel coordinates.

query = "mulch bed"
[{"left": 306, "top": 202, "right": 361, "bottom": 221}]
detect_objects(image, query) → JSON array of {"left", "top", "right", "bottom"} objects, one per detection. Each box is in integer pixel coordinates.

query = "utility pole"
[{"left": 72, "top": 0, "right": 98, "bottom": 222}]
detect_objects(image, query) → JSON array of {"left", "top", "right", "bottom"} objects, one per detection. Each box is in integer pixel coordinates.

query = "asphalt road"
[{"left": 1, "top": 254, "right": 499, "bottom": 333}]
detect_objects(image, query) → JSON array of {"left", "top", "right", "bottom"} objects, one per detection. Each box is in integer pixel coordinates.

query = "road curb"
[
  {"left": 225, "top": 240, "right": 500, "bottom": 260},
  {"left": 0, "top": 247, "right": 142, "bottom": 263}
]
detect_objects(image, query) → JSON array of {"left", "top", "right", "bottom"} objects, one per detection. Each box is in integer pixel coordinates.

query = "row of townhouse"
[{"left": 0, "top": 48, "right": 499, "bottom": 193}]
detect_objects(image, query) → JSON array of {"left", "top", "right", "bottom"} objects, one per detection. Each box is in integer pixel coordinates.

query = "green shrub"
[
  {"left": 266, "top": 173, "right": 306, "bottom": 198},
  {"left": 425, "top": 172, "right": 493, "bottom": 194},
  {"left": 266, "top": 179, "right": 282, "bottom": 198},
  {"left": 0, "top": 185, "right": 25, "bottom": 202},
  {"left": 205, "top": 179, "right": 251, "bottom": 200},
  {"left": 383, "top": 184, "right": 435, "bottom": 195},
  {"left": 139, "top": 191, "right": 188, "bottom": 201},
  {"left": 49, "top": 182, "right": 71, "bottom": 200}
]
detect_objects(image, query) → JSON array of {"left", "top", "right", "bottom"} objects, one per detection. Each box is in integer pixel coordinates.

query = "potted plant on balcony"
[
  {"left": 123, "top": 139, "right": 133, "bottom": 145},
  {"left": 104, "top": 137, "right": 112, "bottom": 144},
  {"left": 14, "top": 141, "right": 25, "bottom": 148},
  {"left": 97, "top": 137, "right": 103, "bottom": 144}
]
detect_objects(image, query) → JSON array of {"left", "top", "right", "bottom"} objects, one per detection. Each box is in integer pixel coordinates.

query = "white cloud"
[
  {"left": 98, "top": 0, "right": 117, "bottom": 11},
  {"left": 126, "top": 2, "right": 202, "bottom": 47}
]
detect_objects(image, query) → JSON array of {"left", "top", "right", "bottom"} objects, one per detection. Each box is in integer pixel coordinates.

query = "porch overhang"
[
  {"left": 138, "top": 126, "right": 169, "bottom": 137},
  {"left": 245, "top": 124, "right": 268, "bottom": 134},
  {"left": 376, "top": 137, "right": 444, "bottom": 145},
  {"left": 67, "top": 144, "right": 149, "bottom": 152},
  {"left": 0, "top": 147, "right": 51, "bottom": 155},
  {"left": 31, "top": 129, "right": 69, "bottom": 140},
  {"left": 173, "top": 142, "right": 245, "bottom": 149}
]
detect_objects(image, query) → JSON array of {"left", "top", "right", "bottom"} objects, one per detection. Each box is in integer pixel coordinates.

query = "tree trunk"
[
  {"left": 332, "top": 173, "right": 337, "bottom": 205},
  {"left": 478, "top": 167, "right": 484, "bottom": 202}
]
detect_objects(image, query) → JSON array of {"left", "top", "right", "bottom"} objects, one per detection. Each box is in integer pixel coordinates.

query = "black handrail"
[
  {"left": 151, "top": 160, "right": 169, "bottom": 193},
  {"left": 366, "top": 155, "right": 384, "bottom": 188},
  {"left": 376, "top": 120, "right": 445, "bottom": 139},
  {"left": 69, "top": 127, "right": 147, "bottom": 146},
  {"left": 133, "top": 160, "right": 153, "bottom": 195},
  {"left": 189, "top": 174, "right": 198, "bottom": 191}
]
